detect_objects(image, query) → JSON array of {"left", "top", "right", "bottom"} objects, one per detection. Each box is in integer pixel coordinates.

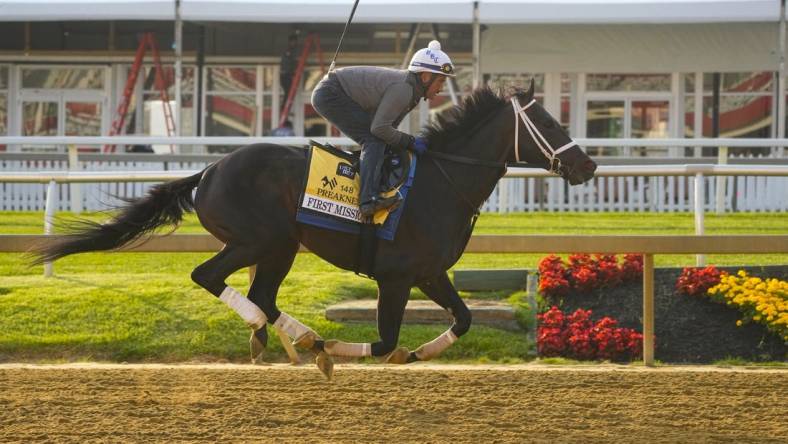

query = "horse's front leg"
[
  {"left": 409, "top": 272, "right": 472, "bottom": 363},
  {"left": 323, "top": 279, "right": 411, "bottom": 364}
]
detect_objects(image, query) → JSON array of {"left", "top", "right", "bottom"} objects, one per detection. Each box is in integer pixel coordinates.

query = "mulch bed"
[{"left": 546, "top": 265, "right": 788, "bottom": 363}]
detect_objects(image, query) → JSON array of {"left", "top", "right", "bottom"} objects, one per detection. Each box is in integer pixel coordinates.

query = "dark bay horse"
[{"left": 32, "top": 83, "right": 596, "bottom": 378}]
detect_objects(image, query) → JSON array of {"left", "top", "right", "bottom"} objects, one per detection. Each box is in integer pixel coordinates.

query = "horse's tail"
[{"left": 29, "top": 170, "right": 204, "bottom": 265}]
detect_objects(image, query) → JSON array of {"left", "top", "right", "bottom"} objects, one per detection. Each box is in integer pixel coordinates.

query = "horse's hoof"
[
  {"left": 385, "top": 347, "right": 410, "bottom": 365},
  {"left": 249, "top": 328, "right": 267, "bottom": 364},
  {"left": 316, "top": 351, "right": 334, "bottom": 381},
  {"left": 293, "top": 331, "right": 322, "bottom": 350}
]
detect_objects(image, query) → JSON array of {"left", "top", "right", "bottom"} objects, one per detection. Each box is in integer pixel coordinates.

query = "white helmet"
[{"left": 408, "top": 40, "right": 455, "bottom": 77}]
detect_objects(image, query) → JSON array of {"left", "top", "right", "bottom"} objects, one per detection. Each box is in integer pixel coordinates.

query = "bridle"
[
  {"left": 510, "top": 97, "right": 578, "bottom": 174},
  {"left": 422, "top": 93, "right": 578, "bottom": 223}
]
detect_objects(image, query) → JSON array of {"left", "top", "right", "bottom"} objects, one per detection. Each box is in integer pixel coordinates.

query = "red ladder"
[
  {"left": 105, "top": 32, "right": 176, "bottom": 153},
  {"left": 279, "top": 33, "right": 326, "bottom": 128}
]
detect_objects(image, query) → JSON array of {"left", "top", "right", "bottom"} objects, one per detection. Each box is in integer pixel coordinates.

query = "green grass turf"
[{"left": 0, "top": 211, "right": 785, "bottom": 363}]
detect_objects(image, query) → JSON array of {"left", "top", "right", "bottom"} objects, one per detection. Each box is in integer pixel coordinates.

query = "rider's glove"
[{"left": 411, "top": 137, "right": 428, "bottom": 155}]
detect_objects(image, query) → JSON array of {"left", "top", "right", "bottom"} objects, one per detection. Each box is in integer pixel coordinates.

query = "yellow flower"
[{"left": 701, "top": 270, "right": 788, "bottom": 337}]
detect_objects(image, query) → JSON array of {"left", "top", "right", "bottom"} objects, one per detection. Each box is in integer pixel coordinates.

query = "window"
[
  {"left": 141, "top": 65, "right": 195, "bottom": 137},
  {"left": 560, "top": 73, "right": 571, "bottom": 131},
  {"left": 683, "top": 72, "right": 773, "bottom": 156},
  {"left": 487, "top": 73, "right": 544, "bottom": 94},
  {"left": 586, "top": 74, "right": 670, "bottom": 92},
  {"left": 700, "top": 72, "right": 772, "bottom": 139},
  {"left": 201, "top": 66, "right": 279, "bottom": 151},
  {"left": 261, "top": 66, "right": 276, "bottom": 137},
  {"left": 21, "top": 67, "right": 104, "bottom": 90},
  {"left": 204, "top": 66, "right": 257, "bottom": 152},
  {"left": 585, "top": 73, "right": 672, "bottom": 156}
]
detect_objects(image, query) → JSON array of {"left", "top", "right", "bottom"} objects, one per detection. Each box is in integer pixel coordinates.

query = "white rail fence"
[
  {"left": 1, "top": 137, "right": 787, "bottom": 213},
  {"left": 485, "top": 168, "right": 787, "bottom": 213}
]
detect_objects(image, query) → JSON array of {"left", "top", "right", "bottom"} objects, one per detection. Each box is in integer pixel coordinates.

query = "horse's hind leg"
[
  {"left": 246, "top": 240, "right": 304, "bottom": 362},
  {"left": 411, "top": 272, "right": 472, "bottom": 362},
  {"left": 191, "top": 244, "right": 268, "bottom": 329},
  {"left": 244, "top": 239, "right": 334, "bottom": 377}
]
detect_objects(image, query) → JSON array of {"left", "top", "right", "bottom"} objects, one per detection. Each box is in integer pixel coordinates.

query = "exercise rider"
[{"left": 311, "top": 40, "right": 454, "bottom": 218}]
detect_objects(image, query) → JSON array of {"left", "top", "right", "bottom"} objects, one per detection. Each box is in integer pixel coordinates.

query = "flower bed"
[
  {"left": 676, "top": 266, "right": 788, "bottom": 342},
  {"left": 536, "top": 256, "right": 787, "bottom": 362},
  {"left": 538, "top": 253, "right": 642, "bottom": 302},
  {"left": 536, "top": 254, "right": 645, "bottom": 361},
  {"left": 538, "top": 306, "right": 643, "bottom": 361},
  {"left": 707, "top": 271, "right": 788, "bottom": 342}
]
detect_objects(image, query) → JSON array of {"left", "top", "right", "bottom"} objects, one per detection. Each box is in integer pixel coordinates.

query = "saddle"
[
  {"left": 295, "top": 141, "right": 418, "bottom": 278},
  {"left": 316, "top": 141, "right": 410, "bottom": 207}
]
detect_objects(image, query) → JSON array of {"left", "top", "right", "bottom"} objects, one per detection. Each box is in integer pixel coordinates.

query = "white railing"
[
  {"left": 1, "top": 136, "right": 787, "bottom": 148},
  {"left": 2, "top": 137, "right": 787, "bottom": 217}
]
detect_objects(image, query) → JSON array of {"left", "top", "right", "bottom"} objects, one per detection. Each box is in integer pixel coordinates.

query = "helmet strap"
[{"left": 420, "top": 73, "right": 438, "bottom": 101}]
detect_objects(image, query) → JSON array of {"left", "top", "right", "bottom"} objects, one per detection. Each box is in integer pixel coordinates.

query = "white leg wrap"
[
  {"left": 219, "top": 287, "right": 267, "bottom": 330},
  {"left": 414, "top": 329, "right": 458, "bottom": 361},
  {"left": 273, "top": 312, "right": 315, "bottom": 341},
  {"left": 324, "top": 340, "right": 372, "bottom": 357}
]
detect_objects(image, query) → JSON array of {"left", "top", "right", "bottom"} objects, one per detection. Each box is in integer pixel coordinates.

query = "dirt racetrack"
[{"left": 0, "top": 363, "right": 786, "bottom": 443}]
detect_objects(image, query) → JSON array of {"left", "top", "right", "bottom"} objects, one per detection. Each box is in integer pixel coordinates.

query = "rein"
[
  {"left": 421, "top": 93, "right": 574, "bottom": 221},
  {"left": 420, "top": 101, "right": 507, "bottom": 222}
]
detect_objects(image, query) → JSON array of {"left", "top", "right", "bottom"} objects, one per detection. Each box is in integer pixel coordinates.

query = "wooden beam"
[
  {"left": 465, "top": 235, "right": 788, "bottom": 254},
  {"left": 2, "top": 234, "right": 786, "bottom": 254},
  {"left": 643, "top": 254, "right": 655, "bottom": 366},
  {"left": 453, "top": 269, "right": 529, "bottom": 291}
]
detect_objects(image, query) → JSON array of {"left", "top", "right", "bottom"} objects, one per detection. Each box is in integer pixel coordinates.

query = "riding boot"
[{"left": 359, "top": 142, "right": 400, "bottom": 218}]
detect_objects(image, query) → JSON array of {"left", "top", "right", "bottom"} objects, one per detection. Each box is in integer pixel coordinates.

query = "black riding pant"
[{"left": 311, "top": 73, "right": 386, "bottom": 204}]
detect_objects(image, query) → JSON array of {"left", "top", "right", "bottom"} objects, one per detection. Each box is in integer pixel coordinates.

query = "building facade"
[{"left": 0, "top": 2, "right": 783, "bottom": 157}]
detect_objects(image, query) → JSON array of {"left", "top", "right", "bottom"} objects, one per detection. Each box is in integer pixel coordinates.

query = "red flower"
[
  {"left": 676, "top": 266, "right": 723, "bottom": 297},
  {"left": 571, "top": 267, "right": 599, "bottom": 293},
  {"left": 538, "top": 253, "right": 644, "bottom": 302},
  {"left": 537, "top": 307, "right": 646, "bottom": 362},
  {"left": 620, "top": 254, "right": 643, "bottom": 281}
]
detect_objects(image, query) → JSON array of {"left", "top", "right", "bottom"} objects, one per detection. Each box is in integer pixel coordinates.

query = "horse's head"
[{"left": 509, "top": 80, "right": 596, "bottom": 185}]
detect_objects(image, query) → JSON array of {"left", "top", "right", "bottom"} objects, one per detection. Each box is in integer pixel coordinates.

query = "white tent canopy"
[
  {"left": 479, "top": 0, "right": 781, "bottom": 24},
  {"left": 0, "top": 0, "right": 176, "bottom": 21},
  {"left": 481, "top": 22, "right": 779, "bottom": 73},
  {"left": 184, "top": 0, "right": 473, "bottom": 23},
  {"left": 0, "top": 0, "right": 781, "bottom": 23}
]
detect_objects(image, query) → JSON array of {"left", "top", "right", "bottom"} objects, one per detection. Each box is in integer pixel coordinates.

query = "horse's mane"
[{"left": 422, "top": 87, "right": 519, "bottom": 150}]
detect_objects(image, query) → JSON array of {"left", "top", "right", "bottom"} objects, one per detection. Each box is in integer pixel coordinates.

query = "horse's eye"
[{"left": 543, "top": 120, "right": 554, "bottom": 129}]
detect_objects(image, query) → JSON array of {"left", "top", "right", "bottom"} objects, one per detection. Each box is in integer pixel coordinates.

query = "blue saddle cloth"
[{"left": 296, "top": 155, "right": 417, "bottom": 241}]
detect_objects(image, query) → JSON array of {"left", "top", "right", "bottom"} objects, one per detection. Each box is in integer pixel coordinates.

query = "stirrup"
[{"left": 359, "top": 193, "right": 402, "bottom": 218}]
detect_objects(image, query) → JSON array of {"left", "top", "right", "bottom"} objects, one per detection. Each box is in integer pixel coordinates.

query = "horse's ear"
[{"left": 525, "top": 78, "right": 535, "bottom": 101}]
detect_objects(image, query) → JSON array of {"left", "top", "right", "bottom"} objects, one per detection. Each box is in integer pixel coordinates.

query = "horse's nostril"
[{"left": 584, "top": 160, "right": 597, "bottom": 173}]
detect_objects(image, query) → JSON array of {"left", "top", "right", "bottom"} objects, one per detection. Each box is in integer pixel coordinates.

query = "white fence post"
[
  {"left": 694, "top": 172, "right": 705, "bottom": 266},
  {"left": 67, "top": 145, "right": 82, "bottom": 214},
  {"left": 43, "top": 179, "right": 57, "bottom": 277},
  {"left": 716, "top": 146, "right": 728, "bottom": 214}
]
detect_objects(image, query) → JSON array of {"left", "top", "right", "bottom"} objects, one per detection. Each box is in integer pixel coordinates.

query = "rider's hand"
[{"left": 412, "top": 137, "right": 428, "bottom": 155}]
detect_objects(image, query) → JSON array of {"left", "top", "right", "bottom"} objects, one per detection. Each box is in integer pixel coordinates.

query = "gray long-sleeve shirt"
[{"left": 333, "top": 66, "right": 425, "bottom": 151}]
